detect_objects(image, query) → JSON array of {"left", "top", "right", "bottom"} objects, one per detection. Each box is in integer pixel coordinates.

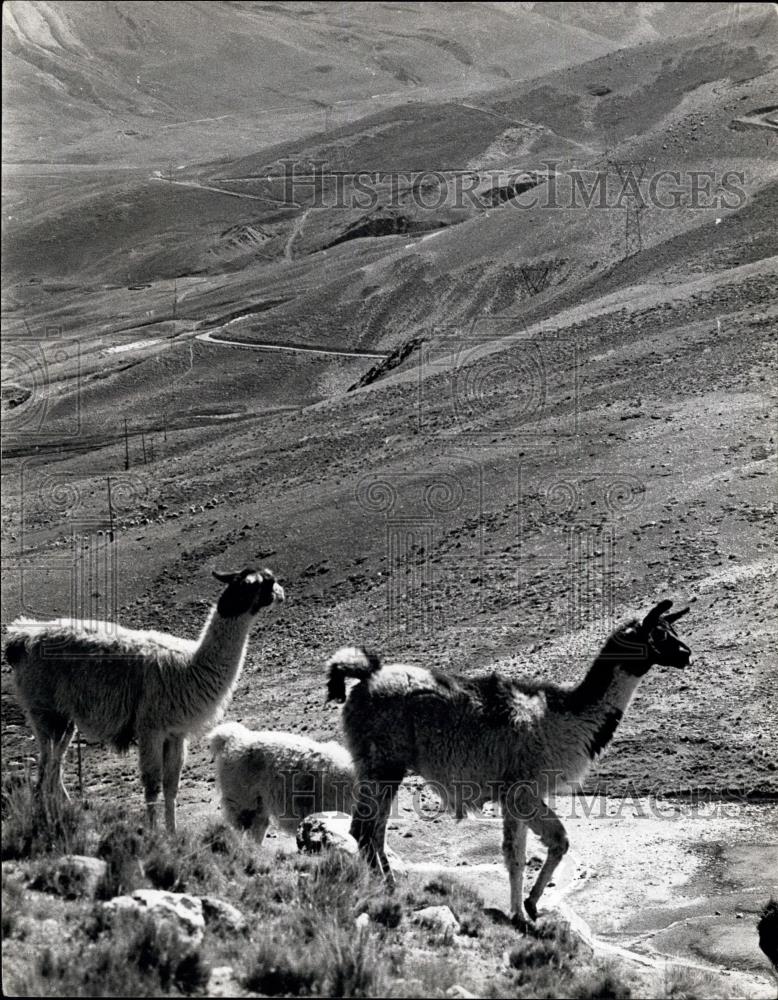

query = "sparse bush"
[
  {"left": 366, "top": 895, "right": 403, "bottom": 929},
  {"left": 662, "top": 964, "right": 724, "bottom": 1000},
  {"left": 572, "top": 966, "right": 632, "bottom": 999},
  {"left": 96, "top": 820, "right": 146, "bottom": 898},
  {"left": 422, "top": 876, "right": 452, "bottom": 897},
  {"left": 245, "top": 918, "right": 380, "bottom": 998},
  {"left": 24, "top": 908, "right": 210, "bottom": 997},
  {"left": 400, "top": 873, "right": 484, "bottom": 938},
  {"left": 296, "top": 851, "right": 376, "bottom": 924},
  {"left": 2, "top": 870, "right": 26, "bottom": 938},
  {"left": 319, "top": 920, "right": 381, "bottom": 997},
  {"left": 498, "top": 918, "right": 634, "bottom": 1000},
  {"left": 245, "top": 936, "right": 321, "bottom": 996},
  {"left": 145, "top": 849, "right": 180, "bottom": 891},
  {"left": 200, "top": 821, "right": 238, "bottom": 856},
  {"left": 508, "top": 935, "right": 564, "bottom": 970},
  {"left": 1, "top": 774, "right": 93, "bottom": 860}
]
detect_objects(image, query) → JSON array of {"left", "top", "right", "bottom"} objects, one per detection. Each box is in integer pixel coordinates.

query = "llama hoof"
[{"left": 524, "top": 897, "right": 538, "bottom": 922}]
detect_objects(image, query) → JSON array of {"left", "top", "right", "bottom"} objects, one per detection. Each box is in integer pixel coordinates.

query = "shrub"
[
  {"left": 244, "top": 919, "right": 380, "bottom": 998},
  {"left": 366, "top": 896, "right": 403, "bottom": 929},
  {"left": 244, "top": 935, "right": 321, "bottom": 996},
  {"left": 32, "top": 909, "right": 210, "bottom": 997},
  {"left": 572, "top": 967, "right": 632, "bottom": 999},
  {"left": 1, "top": 775, "right": 93, "bottom": 860},
  {"left": 96, "top": 821, "right": 146, "bottom": 898}
]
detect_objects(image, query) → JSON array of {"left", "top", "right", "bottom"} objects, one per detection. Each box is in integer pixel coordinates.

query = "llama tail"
[
  {"left": 325, "top": 646, "right": 381, "bottom": 704},
  {"left": 207, "top": 721, "right": 249, "bottom": 759}
]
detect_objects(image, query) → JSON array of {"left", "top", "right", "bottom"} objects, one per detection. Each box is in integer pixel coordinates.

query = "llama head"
[
  {"left": 604, "top": 600, "right": 691, "bottom": 676},
  {"left": 213, "top": 567, "right": 285, "bottom": 617},
  {"left": 636, "top": 600, "right": 691, "bottom": 668}
]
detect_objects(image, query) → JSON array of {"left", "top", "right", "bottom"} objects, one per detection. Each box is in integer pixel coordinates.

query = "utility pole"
[
  {"left": 520, "top": 261, "right": 554, "bottom": 296},
  {"left": 141, "top": 431, "right": 147, "bottom": 465},
  {"left": 107, "top": 476, "right": 115, "bottom": 543},
  {"left": 123, "top": 418, "right": 130, "bottom": 470},
  {"left": 608, "top": 159, "right": 649, "bottom": 258},
  {"left": 623, "top": 200, "right": 646, "bottom": 258}
]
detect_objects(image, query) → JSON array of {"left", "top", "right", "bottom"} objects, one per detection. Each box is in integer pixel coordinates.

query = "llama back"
[
  {"left": 6, "top": 618, "right": 152, "bottom": 752},
  {"left": 340, "top": 662, "right": 546, "bottom": 792},
  {"left": 208, "top": 720, "right": 250, "bottom": 759}
]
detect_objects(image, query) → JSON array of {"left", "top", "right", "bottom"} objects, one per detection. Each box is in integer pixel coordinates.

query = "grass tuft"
[
  {"left": 1, "top": 774, "right": 94, "bottom": 860},
  {"left": 11, "top": 906, "right": 210, "bottom": 997}
]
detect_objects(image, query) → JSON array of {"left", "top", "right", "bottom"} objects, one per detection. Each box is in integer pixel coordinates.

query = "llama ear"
[
  {"left": 212, "top": 569, "right": 239, "bottom": 584},
  {"left": 665, "top": 606, "right": 690, "bottom": 623},
  {"left": 642, "top": 600, "right": 673, "bottom": 629}
]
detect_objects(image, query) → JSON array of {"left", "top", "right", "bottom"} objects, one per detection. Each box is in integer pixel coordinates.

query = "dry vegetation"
[{"left": 0, "top": 771, "right": 659, "bottom": 999}]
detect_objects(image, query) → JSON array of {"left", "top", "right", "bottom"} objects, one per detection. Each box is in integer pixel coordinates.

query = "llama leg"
[
  {"left": 30, "top": 711, "right": 72, "bottom": 802},
  {"left": 502, "top": 813, "right": 529, "bottom": 926},
  {"left": 372, "top": 780, "right": 401, "bottom": 880},
  {"left": 34, "top": 738, "right": 52, "bottom": 799},
  {"left": 249, "top": 812, "right": 270, "bottom": 845},
  {"left": 163, "top": 735, "right": 186, "bottom": 834},
  {"left": 139, "top": 733, "right": 164, "bottom": 830},
  {"left": 525, "top": 803, "right": 569, "bottom": 920},
  {"left": 350, "top": 770, "right": 402, "bottom": 884},
  {"left": 50, "top": 721, "right": 76, "bottom": 801}
]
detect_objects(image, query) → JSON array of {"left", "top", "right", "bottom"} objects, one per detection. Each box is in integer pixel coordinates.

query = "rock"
[
  {"left": 1, "top": 860, "right": 28, "bottom": 886},
  {"left": 200, "top": 895, "right": 247, "bottom": 935},
  {"left": 207, "top": 965, "right": 243, "bottom": 997},
  {"left": 40, "top": 855, "right": 108, "bottom": 899},
  {"left": 296, "top": 812, "right": 358, "bottom": 857},
  {"left": 355, "top": 912, "right": 370, "bottom": 931},
  {"left": 105, "top": 889, "right": 205, "bottom": 946},
  {"left": 413, "top": 905, "right": 461, "bottom": 935},
  {"left": 447, "top": 986, "right": 478, "bottom": 999}
]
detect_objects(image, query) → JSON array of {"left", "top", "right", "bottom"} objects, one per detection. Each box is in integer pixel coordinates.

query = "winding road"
[{"left": 195, "top": 329, "right": 387, "bottom": 360}]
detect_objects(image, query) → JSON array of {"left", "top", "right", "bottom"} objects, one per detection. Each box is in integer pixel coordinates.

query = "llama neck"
[
  {"left": 552, "top": 636, "right": 652, "bottom": 769},
  {"left": 190, "top": 606, "right": 255, "bottom": 699},
  {"left": 569, "top": 633, "right": 651, "bottom": 717}
]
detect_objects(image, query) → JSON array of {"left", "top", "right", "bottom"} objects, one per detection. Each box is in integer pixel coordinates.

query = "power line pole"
[
  {"left": 624, "top": 201, "right": 645, "bottom": 258},
  {"left": 107, "top": 476, "right": 115, "bottom": 543},
  {"left": 123, "top": 418, "right": 130, "bottom": 470},
  {"left": 608, "top": 159, "right": 649, "bottom": 258},
  {"left": 520, "top": 261, "right": 554, "bottom": 296}
]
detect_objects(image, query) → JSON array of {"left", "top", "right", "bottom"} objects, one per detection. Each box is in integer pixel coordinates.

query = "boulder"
[
  {"left": 296, "top": 813, "right": 406, "bottom": 875},
  {"left": 446, "top": 986, "right": 479, "bottom": 999},
  {"left": 207, "top": 965, "right": 243, "bottom": 997},
  {"left": 296, "top": 812, "right": 358, "bottom": 856},
  {"left": 38, "top": 855, "right": 108, "bottom": 899},
  {"left": 200, "top": 895, "right": 247, "bottom": 935},
  {"left": 105, "top": 889, "right": 205, "bottom": 946},
  {"left": 413, "top": 904, "right": 461, "bottom": 936}
]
